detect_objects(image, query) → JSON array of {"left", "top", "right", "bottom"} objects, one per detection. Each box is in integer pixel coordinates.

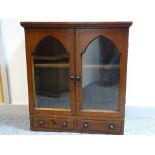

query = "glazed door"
[
  {"left": 76, "top": 29, "right": 128, "bottom": 117},
  {"left": 26, "top": 29, "right": 75, "bottom": 115}
]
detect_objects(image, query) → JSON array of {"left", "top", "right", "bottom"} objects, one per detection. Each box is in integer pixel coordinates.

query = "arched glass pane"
[
  {"left": 32, "top": 36, "right": 70, "bottom": 109},
  {"left": 82, "top": 36, "right": 120, "bottom": 111}
]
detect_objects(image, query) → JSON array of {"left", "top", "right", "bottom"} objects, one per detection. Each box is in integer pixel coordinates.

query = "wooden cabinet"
[{"left": 21, "top": 22, "right": 132, "bottom": 134}]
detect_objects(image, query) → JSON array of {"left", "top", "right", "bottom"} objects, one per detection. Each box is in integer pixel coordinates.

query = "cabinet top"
[{"left": 20, "top": 22, "right": 132, "bottom": 29}]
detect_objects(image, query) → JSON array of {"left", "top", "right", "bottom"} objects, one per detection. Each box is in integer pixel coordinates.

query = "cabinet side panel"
[{"left": 24, "top": 30, "right": 35, "bottom": 114}]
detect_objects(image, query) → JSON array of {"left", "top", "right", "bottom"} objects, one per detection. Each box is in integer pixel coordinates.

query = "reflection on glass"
[
  {"left": 33, "top": 36, "right": 70, "bottom": 109},
  {"left": 82, "top": 36, "right": 120, "bottom": 111}
]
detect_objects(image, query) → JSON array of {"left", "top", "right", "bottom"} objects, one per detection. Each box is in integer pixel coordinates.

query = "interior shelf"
[
  {"left": 32, "top": 53, "right": 69, "bottom": 61},
  {"left": 34, "top": 64, "right": 119, "bottom": 69},
  {"left": 34, "top": 63, "right": 69, "bottom": 68},
  {"left": 83, "top": 64, "right": 120, "bottom": 69}
]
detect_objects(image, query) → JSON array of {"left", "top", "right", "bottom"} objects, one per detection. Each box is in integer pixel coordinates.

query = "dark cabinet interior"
[
  {"left": 82, "top": 36, "right": 120, "bottom": 111},
  {"left": 33, "top": 36, "right": 70, "bottom": 109},
  {"left": 21, "top": 22, "right": 132, "bottom": 134}
]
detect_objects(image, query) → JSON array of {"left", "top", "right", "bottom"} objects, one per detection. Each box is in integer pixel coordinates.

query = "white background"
[
  {"left": 0, "top": 0, "right": 155, "bottom": 154},
  {"left": 1, "top": 0, "right": 155, "bottom": 106}
]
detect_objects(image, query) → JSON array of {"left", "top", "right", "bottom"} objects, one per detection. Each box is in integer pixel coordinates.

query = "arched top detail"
[
  {"left": 82, "top": 35, "right": 120, "bottom": 65},
  {"left": 32, "top": 35, "right": 69, "bottom": 56},
  {"left": 82, "top": 35, "right": 120, "bottom": 55}
]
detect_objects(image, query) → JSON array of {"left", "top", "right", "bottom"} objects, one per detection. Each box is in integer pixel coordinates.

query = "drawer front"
[
  {"left": 32, "top": 117, "right": 74, "bottom": 130},
  {"left": 78, "top": 119, "right": 122, "bottom": 134}
]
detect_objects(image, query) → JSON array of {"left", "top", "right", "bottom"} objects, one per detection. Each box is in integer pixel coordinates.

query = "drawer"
[
  {"left": 32, "top": 117, "right": 74, "bottom": 130},
  {"left": 78, "top": 119, "right": 122, "bottom": 134}
]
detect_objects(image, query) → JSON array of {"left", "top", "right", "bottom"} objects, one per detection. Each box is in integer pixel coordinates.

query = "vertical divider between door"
[
  {"left": 74, "top": 28, "right": 77, "bottom": 115},
  {"left": 70, "top": 29, "right": 76, "bottom": 115},
  {"left": 75, "top": 29, "right": 82, "bottom": 116}
]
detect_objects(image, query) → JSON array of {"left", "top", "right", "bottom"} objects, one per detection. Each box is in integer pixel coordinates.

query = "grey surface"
[
  {"left": 0, "top": 114, "right": 80, "bottom": 135},
  {"left": 1, "top": 107, "right": 155, "bottom": 135},
  {"left": 36, "top": 92, "right": 70, "bottom": 109},
  {"left": 83, "top": 82, "right": 118, "bottom": 111},
  {"left": 36, "top": 81, "right": 118, "bottom": 111}
]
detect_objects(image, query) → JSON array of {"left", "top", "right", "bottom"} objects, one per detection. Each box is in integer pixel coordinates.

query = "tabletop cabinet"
[{"left": 21, "top": 22, "right": 132, "bottom": 134}]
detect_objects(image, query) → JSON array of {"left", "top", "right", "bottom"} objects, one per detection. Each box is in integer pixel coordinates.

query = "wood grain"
[
  {"left": 21, "top": 22, "right": 132, "bottom": 134},
  {"left": 21, "top": 22, "right": 132, "bottom": 29}
]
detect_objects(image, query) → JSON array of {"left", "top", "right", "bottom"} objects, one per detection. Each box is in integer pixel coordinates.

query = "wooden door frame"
[
  {"left": 24, "top": 28, "right": 75, "bottom": 116},
  {"left": 75, "top": 28, "right": 129, "bottom": 118}
]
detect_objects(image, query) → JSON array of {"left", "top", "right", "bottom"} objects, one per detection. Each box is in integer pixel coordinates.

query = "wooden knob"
[
  {"left": 109, "top": 124, "right": 115, "bottom": 130},
  {"left": 51, "top": 120, "right": 56, "bottom": 127},
  {"left": 70, "top": 75, "right": 75, "bottom": 81},
  {"left": 76, "top": 75, "right": 80, "bottom": 82},
  {"left": 62, "top": 121, "right": 67, "bottom": 128},
  {"left": 39, "top": 120, "right": 44, "bottom": 127},
  {"left": 83, "top": 122, "right": 88, "bottom": 128}
]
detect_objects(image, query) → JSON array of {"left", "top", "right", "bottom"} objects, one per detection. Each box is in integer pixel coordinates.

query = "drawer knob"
[
  {"left": 70, "top": 75, "right": 75, "bottom": 81},
  {"left": 39, "top": 120, "right": 45, "bottom": 127},
  {"left": 109, "top": 124, "right": 115, "bottom": 130},
  {"left": 51, "top": 120, "right": 56, "bottom": 127},
  {"left": 76, "top": 75, "right": 80, "bottom": 82},
  {"left": 83, "top": 122, "right": 88, "bottom": 128},
  {"left": 62, "top": 121, "right": 67, "bottom": 128}
]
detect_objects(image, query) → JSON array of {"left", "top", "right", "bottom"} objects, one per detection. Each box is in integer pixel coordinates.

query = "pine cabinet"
[{"left": 21, "top": 22, "right": 132, "bottom": 134}]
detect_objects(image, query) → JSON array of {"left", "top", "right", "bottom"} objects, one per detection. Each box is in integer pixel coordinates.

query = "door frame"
[
  {"left": 75, "top": 28, "right": 129, "bottom": 118},
  {"left": 24, "top": 28, "right": 76, "bottom": 116}
]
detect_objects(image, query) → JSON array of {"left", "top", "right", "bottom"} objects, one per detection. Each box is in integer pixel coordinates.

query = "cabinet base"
[{"left": 30, "top": 115, "right": 124, "bottom": 134}]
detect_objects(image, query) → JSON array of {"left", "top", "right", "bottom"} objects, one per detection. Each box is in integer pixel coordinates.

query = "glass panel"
[
  {"left": 32, "top": 36, "right": 70, "bottom": 109},
  {"left": 82, "top": 36, "right": 120, "bottom": 111}
]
